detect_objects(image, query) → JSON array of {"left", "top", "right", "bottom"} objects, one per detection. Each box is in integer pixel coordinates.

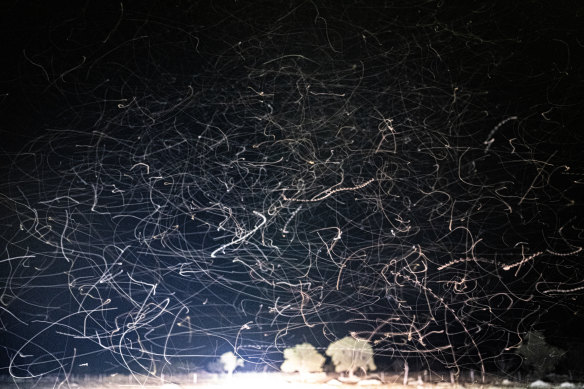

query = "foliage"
[
  {"left": 325, "top": 336, "right": 376, "bottom": 378},
  {"left": 219, "top": 351, "right": 244, "bottom": 377},
  {"left": 516, "top": 331, "right": 565, "bottom": 378},
  {"left": 281, "top": 342, "right": 325, "bottom": 374},
  {"left": 206, "top": 359, "right": 224, "bottom": 374}
]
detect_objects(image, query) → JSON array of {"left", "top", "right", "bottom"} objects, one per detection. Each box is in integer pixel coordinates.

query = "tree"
[
  {"left": 516, "top": 331, "right": 564, "bottom": 378},
  {"left": 281, "top": 343, "right": 325, "bottom": 374},
  {"left": 326, "top": 336, "right": 376, "bottom": 378},
  {"left": 219, "top": 351, "right": 244, "bottom": 378}
]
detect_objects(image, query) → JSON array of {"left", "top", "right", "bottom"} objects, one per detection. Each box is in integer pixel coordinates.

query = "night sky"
[{"left": 1, "top": 0, "right": 583, "bottom": 381}]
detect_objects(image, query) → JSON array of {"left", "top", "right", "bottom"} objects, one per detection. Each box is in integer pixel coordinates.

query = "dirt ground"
[{"left": 1, "top": 372, "right": 581, "bottom": 389}]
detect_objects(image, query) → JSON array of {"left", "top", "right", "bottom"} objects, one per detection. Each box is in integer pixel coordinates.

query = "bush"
[
  {"left": 281, "top": 343, "right": 325, "bottom": 374},
  {"left": 516, "top": 331, "right": 565, "bottom": 378},
  {"left": 219, "top": 351, "right": 244, "bottom": 377}
]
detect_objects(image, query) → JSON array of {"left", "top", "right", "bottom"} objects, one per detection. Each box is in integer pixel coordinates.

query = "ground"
[{"left": 0, "top": 372, "right": 581, "bottom": 389}]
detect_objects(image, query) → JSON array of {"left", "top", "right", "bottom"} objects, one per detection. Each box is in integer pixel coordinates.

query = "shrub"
[
  {"left": 281, "top": 343, "right": 325, "bottom": 374},
  {"left": 219, "top": 351, "right": 244, "bottom": 377},
  {"left": 516, "top": 331, "right": 565, "bottom": 378}
]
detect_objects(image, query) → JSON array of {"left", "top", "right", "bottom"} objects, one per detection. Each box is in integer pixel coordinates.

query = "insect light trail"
[{"left": 0, "top": 0, "right": 582, "bottom": 383}]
